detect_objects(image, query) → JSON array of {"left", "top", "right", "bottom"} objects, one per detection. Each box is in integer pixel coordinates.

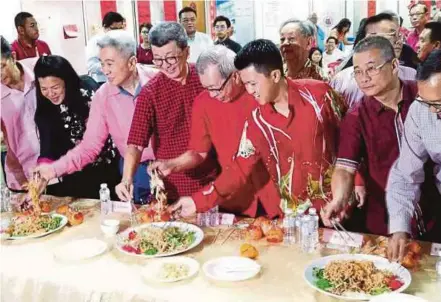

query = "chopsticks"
[{"left": 320, "top": 207, "right": 354, "bottom": 246}]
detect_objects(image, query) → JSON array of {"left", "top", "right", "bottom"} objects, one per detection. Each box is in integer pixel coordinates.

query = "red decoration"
[
  {"left": 137, "top": 1, "right": 151, "bottom": 24},
  {"left": 163, "top": 0, "right": 177, "bottom": 21},
  {"left": 100, "top": 0, "right": 117, "bottom": 20},
  {"left": 368, "top": 0, "right": 376, "bottom": 17}
]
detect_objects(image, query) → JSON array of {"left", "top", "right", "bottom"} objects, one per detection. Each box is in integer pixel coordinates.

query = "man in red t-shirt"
[
  {"left": 149, "top": 45, "right": 282, "bottom": 218},
  {"left": 168, "top": 39, "right": 347, "bottom": 218},
  {"left": 10, "top": 12, "right": 51, "bottom": 60}
]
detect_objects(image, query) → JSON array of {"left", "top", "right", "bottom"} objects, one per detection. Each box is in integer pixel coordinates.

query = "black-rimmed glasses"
[
  {"left": 152, "top": 55, "right": 183, "bottom": 67},
  {"left": 207, "top": 73, "right": 233, "bottom": 94},
  {"left": 415, "top": 95, "right": 441, "bottom": 111}
]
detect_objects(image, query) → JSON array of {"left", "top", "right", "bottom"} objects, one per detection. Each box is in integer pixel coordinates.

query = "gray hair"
[
  {"left": 196, "top": 45, "right": 236, "bottom": 79},
  {"left": 97, "top": 30, "right": 136, "bottom": 58},
  {"left": 381, "top": 10, "right": 400, "bottom": 25},
  {"left": 279, "top": 19, "right": 315, "bottom": 37},
  {"left": 354, "top": 36, "right": 395, "bottom": 62},
  {"left": 149, "top": 22, "right": 188, "bottom": 49}
]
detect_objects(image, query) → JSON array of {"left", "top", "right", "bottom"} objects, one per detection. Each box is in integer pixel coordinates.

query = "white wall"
[{"left": 0, "top": 0, "right": 22, "bottom": 43}]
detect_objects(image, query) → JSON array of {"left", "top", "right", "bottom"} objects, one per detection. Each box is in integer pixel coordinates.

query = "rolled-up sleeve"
[
  {"left": 386, "top": 103, "right": 429, "bottom": 235},
  {"left": 336, "top": 110, "right": 362, "bottom": 171}
]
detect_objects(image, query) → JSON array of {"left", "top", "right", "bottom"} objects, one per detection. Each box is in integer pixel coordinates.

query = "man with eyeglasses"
[
  {"left": 117, "top": 22, "right": 219, "bottom": 204},
  {"left": 387, "top": 49, "right": 441, "bottom": 260},
  {"left": 147, "top": 45, "right": 281, "bottom": 218},
  {"left": 331, "top": 13, "right": 417, "bottom": 109},
  {"left": 322, "top": 36, "right": 433, "bottom": 237},
  {"left": 407, "top": 3, "right": 430, "bottom": 52},
  {"left": 213, "top": 16, "right": 241, "bottom": 54},
  {"left": 179, "top": 7, "right": 213, "bottom": 63}
]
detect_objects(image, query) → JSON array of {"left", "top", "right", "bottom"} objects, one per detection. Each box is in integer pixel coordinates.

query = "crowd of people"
[{"left": 1, "top": 3, "right": 441, "bottom": 262}]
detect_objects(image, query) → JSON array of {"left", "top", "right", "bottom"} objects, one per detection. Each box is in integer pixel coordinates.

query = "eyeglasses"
[
  {"left": 415, "top": 95, "right": 441, "bottom": 111},
  {"left": 152, "top": 55, "right": 183, "bottom": 67},
  {"left": 207, "top": 73, "right": 232, "bottom": 94},
  {"left": 353, "top": 61, "right": 391, "bottom": 79},
  {"left": 181, "top": 18, "right": 196, "bottom": 24}
]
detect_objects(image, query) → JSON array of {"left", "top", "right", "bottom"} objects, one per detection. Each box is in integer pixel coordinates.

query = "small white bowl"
[{"left": 100, "top": 219, "right": 120, "bottom": 237}]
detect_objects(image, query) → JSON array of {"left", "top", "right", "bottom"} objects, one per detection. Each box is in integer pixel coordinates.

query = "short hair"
[
  {"left": 213, "top": 15, "right": 231, "bottom": 28},
  {"left": 234, "top": 39, "right": 284, "bottom": 77},
  {"left": 102, "top": 12, "right": 124, "bottom": 28},
  {"left": 357, "top": 13, "right": 396, "bottom": 44},
  {"left": 196, "top": 45, "right": 236, "bottom": 78},
  {"left": 409, "top": 3, "right": 428, "bottom": 13},
  {"left": 425, "top": 22, "right": 441, "bottom": 44},
  {"left": 1, "top": 36, "right": 13, "bottom": 58},
  {"left": 380, "top": 10, "right": 400, "bottom": 25},
  {"left": 179, "top": 7, "right": 197, "bottom": 19},
  {"left": 326, "top": 37, "right": 339, "bottom": 44},
  {"left": 97, "top": 30, "right": 136, "bottom": 58},
  {"left": 14, "top": 12, "right": 33, "bottom": 29},
  {"left": 417, "top": 49, "right": 441, "bottom": 81},
  {"left": 139, "top": 22, "right": 153, "bottom": 33},
  {"left": 149, "top": 22, "right": 188, "bottom": 49},
  {"left": 279, "top": 19, "right": 315, "bottom": 37},
  {"left": 353, "top": 36, "right": 396, "bottom": 62}
]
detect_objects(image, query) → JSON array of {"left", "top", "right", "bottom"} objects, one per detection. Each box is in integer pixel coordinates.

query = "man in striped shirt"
[{"left": 387, "top": 50, "right": 441, "bottom": 261}]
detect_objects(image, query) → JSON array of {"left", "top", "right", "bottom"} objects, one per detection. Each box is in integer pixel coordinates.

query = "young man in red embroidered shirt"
[
  {"left": 168, "top": 39, "right": 347, "bottom": 218},
  {"left": 149, "top": 45, "right": 282, "bottom": 218},
  {"left": 11, "top": 12, "right": 51, "bottom": 60},
  {"left": 116, "top": 22, "right": 218, "bottom": 203}
]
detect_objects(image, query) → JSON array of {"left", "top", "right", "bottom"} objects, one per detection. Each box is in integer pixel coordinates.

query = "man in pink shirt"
[
  {"left": 35, "top": 31, "right": 158, "bottom": 202},
  {"left": 406, "top": 3, "right": 430, "bottom": 52},
  {"left": 1, "top": 36, "right": 40, "bottom": 191}
]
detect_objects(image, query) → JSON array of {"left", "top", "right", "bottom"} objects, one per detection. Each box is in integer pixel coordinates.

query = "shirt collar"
[
  {"left": 18, "top": 38, "right": 35, "bottom": 49},
  {"left": 366, "top": 80, "right": 414, "bottom": 115},
  {"left": 108, "top": 64, "right": 149, "bottom": 96}
]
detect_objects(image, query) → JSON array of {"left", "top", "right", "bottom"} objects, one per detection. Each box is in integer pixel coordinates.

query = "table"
[{"left": 1, "top": 199, "right": 440, "bottom": 302}]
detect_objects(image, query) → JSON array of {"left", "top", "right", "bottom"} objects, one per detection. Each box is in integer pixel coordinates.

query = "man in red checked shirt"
[
  {"left": 149, "top": 45, "right": 283, "bottom": 218},
  {"left": 116, "top": 22, "right": 218, "bottom": 203},
  {"left": 11, "top": 12, "right": 51, "bottom": 60},
  {"left": 167, "top": 39, "right": 347, "bottom": 218}
]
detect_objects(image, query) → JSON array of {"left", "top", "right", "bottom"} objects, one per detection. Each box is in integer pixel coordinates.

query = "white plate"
[
  {"left": 304, "top": 254, "right": 412, "bottom": 301},
  {"left": 203, "top": 256, "right": 261, "bottom": 282},
  {"left": 70, "top": 199, "right": 99, "bottom": 210},
  {"left": 8, "top": 214, "right": 68, "bottom": 240},
  {"left": 141, "top": 256, "right": 200, "bottom": 283},
  {"left": 370, "top": 293, "right": 428, "bottom": 302},
  {"left": 54, "top": 238, "right": 108, "bottom": 261},
  {"left": 116, "top": 221, "right": 204, "bottom": 258}
]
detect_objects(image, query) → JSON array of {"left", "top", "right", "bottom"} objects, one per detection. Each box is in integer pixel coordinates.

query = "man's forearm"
[
  {"left": 122, "top": 145, "right": 143, "bottom": 182},
  {"left": 170, "top": 150, "right": 206, "bottom": 173},
  {"left": 331, "top": 167, "right": 356, "bottom": 203}
]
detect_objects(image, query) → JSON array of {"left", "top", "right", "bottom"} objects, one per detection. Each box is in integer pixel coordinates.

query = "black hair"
[
  {"left": 102, "top": 12, "right": 124, "bottom": 28},
  {"left": 139, "top": 22, "right": 153, "bottom": 33},
  {"left": 14, "top": 12, "right": 33, "bottom": 29},
  {"left": 1, "top": 36, "right": 12, "bottom": 58},
  {"left": 34, "top": 55, "right": 90, "bottom": 124},
  {"left": 425, "top": 22, "right": 441, "bottom": 44},
  {"left": 234, "top": 39, "right": 284, "bottom": 76},
  {"left": 213, "top": 15, "right": 231, "bottom": 28},
  {"left": 326, "top": 37, "right": 339, "bottom": 44},
  {"left": 179, "top": 7, "right": 197, "bottom": 19},
  {"left": 354, "top": 13, "right": 395, "bottom": 47},
  {"left": 309, "top": 47, "right": 323, "bottom": 67},
  {"left": 353, "top": 18, "right": 368, "bottom": 46},
  {"left": 333, "top": 18, "right": 351, "bottom": 33},
  {"left": 417, "top": 49, "right": 441, "bottom": 81}
]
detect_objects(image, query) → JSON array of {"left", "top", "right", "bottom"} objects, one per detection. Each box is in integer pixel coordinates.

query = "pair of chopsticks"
[
  {"left": 320, "top": 207, "right": 355, "bottom": 246},
  {"left": 211, "top": 228, "right": 235, "bottom": 245}
]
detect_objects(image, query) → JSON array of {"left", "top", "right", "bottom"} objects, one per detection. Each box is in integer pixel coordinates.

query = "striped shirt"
[{"left": 386, "top": 102, "right": 441, "bottom": 235}]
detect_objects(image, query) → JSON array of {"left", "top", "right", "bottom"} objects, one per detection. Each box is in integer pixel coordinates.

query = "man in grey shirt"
[{"left": 386, "top": 49, "right": 441, "bottom": 261}]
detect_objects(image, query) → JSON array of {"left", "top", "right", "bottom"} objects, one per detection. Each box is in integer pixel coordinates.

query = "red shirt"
[
  {"left": 205, "top": 79, "right": 346, "bottom": 215},
  {"left": 337, "top": 81, "right": 418, "bottom": 236},
  {"left": 136, "top": 45, "right": 153, "bottom": 65},
  {"left": 11, "top": 39, "right": 51, "bottom": 61},
  {"left": 127, "top": 64, "right": 219, "bottom": 201},
  {"left": 189, "top": 90, "right": 282, "bottom": 218}
]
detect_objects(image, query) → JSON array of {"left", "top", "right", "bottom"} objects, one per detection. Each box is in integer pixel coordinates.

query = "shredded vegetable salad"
[{"left": 7, "top": 215, "right": 63, "bottom": 237}]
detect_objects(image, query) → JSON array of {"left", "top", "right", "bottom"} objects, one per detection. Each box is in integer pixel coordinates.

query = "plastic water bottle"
[
  {"left": 308, "top": 208, "right": 320, "bottom": 251},
  {"left": 436, "top": 259, "right": 441, "bottom": 283},
  {"left": 295, "top": 209, "right": 305, "bottom": 245},
  {"left": 283, "top": 209, "right": 295, "bottom": 245},
  {"left": 301, "top": 215, "right": 312, "bottom": 253},
  {"left": 100, "top": 183, "right": 111, "bottom": 218}
]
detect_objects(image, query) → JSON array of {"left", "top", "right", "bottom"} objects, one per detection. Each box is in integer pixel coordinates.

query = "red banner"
[
  {"left": 137, "top": 1, "right": 151, "bottom": 24},
  {"left": 368, "top": 0, "right": 376, "bottom": 17},
  {"left": 100, "top": 0, "right": 117, "bottom": 20},
  {"left": 163, "top": 0, "right": 177, "bottom": 21}
]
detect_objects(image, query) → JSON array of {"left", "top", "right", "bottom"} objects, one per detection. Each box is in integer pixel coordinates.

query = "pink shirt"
[
  {"left": 1, "top": 62, "right": 40, "bottom": 190},
  {"left": 406, "top": 29, "right": 419, "bottom": 52},
  {"left": 51, "top": 64, "right": 158, "bottom": 177}
]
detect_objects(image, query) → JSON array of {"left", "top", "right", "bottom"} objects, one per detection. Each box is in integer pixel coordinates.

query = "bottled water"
[
  {"left": 436, "top": 259, "right": 441, "bottom": 283},
  {"left": 301, "top": 215, "right": 312, "bottom": 253},
  {"left": 308, "top": 208, "right": 319, "bottom": 251},
  {"left": 295, "top": 209, "right": 305, "bottom": 245},
  {"left": 99, "top": 183, "right": 111, "bottom": 218},
  {"left": 283, "top": 209, "right": 296, "bottom": 245}
]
